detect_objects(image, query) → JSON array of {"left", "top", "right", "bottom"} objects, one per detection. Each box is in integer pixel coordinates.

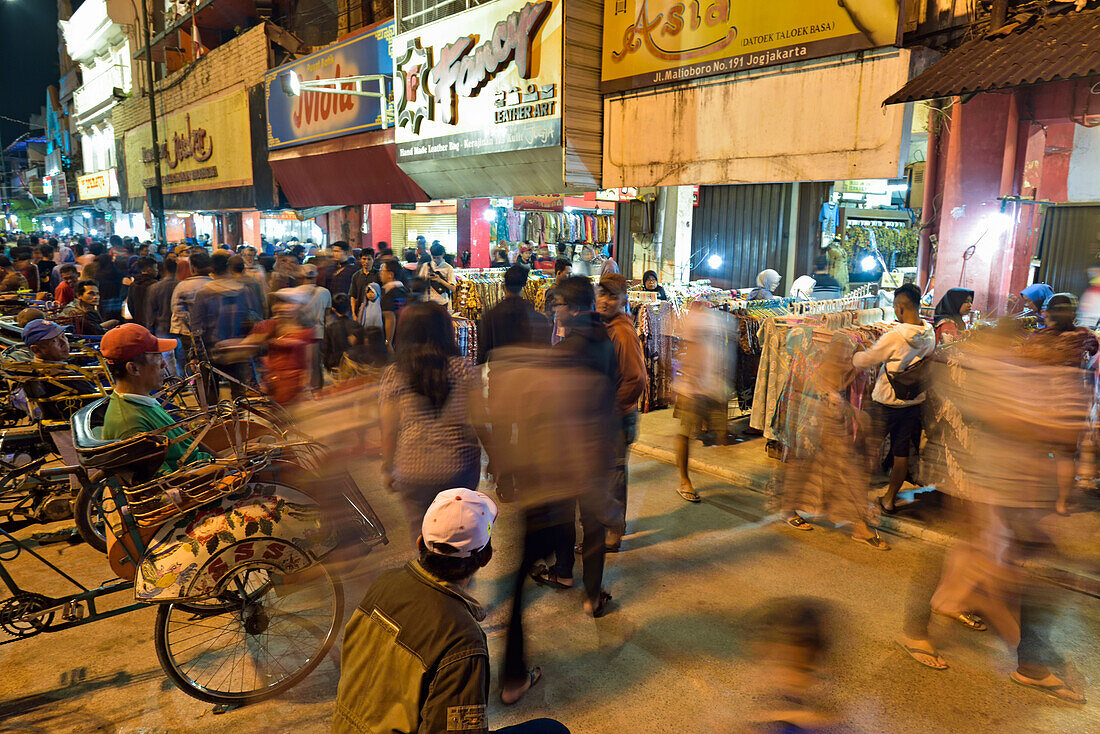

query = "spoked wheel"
[
  {"left": 73, "top": 481, "right": 113, "bottom": 553},
  {"left": 154, "top": 561, "right": 343, "bottom": 705}
]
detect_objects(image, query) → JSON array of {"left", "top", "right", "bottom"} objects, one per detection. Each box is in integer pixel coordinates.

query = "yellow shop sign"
[{"left": 602, "top": 0, "right": 901, "bottom": 92}]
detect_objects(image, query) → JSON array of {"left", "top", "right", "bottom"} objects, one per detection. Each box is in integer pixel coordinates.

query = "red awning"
[{"left": 268, "top": 129, "right": 429, "bottom": 208}]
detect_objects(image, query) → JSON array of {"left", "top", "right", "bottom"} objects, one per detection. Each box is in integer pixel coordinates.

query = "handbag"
[{"left": 885, "top": 356, "right": 927, "bottom": 401}]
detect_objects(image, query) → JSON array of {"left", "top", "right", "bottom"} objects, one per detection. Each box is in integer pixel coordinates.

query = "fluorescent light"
[
  {"left": 81, "top": 211, "right": 91, "bottom": 218},
  {"left": 482, "top": 208, "right": 497, "bottom": 223},
  {"left": 281, "top": 71, "right": 301, "bottom": 97},
  {"left": 707, "top": 254, "right": 722, "bottom": 270}
]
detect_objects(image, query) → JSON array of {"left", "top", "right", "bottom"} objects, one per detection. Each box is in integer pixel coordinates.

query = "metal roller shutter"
[{"left": 1035, "top": 204, "right": 1100, "bottom": 297}]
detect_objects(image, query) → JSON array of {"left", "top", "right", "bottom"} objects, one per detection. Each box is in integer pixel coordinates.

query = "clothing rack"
[{"left": 789, "top": 284, "right": 874, "bottom": 315}]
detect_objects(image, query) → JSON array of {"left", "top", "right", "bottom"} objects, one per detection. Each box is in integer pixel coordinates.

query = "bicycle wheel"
[
  {"left": 73, "top": 480, "right": 112, "bottom": 553},
  {"left": 154, "top": 561, "right": 342, "bottom": 705}
]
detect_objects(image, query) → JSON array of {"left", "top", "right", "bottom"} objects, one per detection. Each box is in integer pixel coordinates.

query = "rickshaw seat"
[{"left": 71, "top": 398, "right": 168, "bottom": 477}]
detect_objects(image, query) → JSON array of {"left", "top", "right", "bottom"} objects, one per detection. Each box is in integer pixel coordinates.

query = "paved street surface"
[{"left": 1, "top": 455, "right": 1097, "bottom": 733}]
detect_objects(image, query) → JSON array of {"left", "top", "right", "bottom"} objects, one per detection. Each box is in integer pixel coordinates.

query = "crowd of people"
[{"left": 2, "top": 226, "right": 1094, "bottom": 730}]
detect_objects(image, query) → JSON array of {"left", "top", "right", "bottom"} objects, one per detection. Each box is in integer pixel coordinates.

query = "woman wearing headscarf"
[
  {"left": 747, "top": 269, "right": 781, "bottom": 301},
  {"left": 642, "top": 270, "right": 668, "bottom": 300},
  {"left": 788, "top": 275, "right": 816, "bottom": 302},
  {"left": 932, "top": 288, "right": 974, "bottom": 344},
  {"left": 1019, "top": 283, "right": 1054, "bottom": 320}
]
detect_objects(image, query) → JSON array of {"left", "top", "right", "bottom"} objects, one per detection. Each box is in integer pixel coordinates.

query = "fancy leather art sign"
[
  {"left": 393, "top": 0, "right": 563, "bottom": 162},
  {"left": 602, "top": 0, "right": 902, "bottom": 92}
]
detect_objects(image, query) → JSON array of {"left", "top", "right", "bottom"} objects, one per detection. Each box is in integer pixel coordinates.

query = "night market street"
[{"left": 1, "top": 452, "right": 1096, "bottom": 734}]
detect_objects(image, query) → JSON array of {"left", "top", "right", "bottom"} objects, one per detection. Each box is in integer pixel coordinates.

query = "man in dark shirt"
[
  {"left": 12, "top": 247, "right": 40, "bottom": 293},
  {"left": 477, "top": 265, "right": 548, "bottom": 365},
  {"left": 378, "top": 258, "right": 408, "bottom": 346},
  {"left": 145, "top": 258, "right": 181, "bottom": 375},
  {"left": 61, "top": 280, "right": 110, "bottom": 336},
  {"left": 811, "top": 254, "right": 843, "bottom": 300},
  {"left": 334, "top": 488, "right": 568, "bottom": 734},
  {"left": 126, "top": 257, "right": 159, "bottom": 328},
  {"left": 327, "top": 241, "right": 357, "bottom": 296},
  {"left": 349, "top": 248, "right": 380, "bottom": 320}
]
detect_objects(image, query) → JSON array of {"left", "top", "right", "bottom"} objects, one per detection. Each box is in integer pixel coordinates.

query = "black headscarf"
[{"left": 933, "top": 288, "right": 974, "bottom": 330}]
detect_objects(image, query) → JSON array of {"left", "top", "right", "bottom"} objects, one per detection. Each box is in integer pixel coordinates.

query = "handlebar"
[{"left": 38, "top": 464, "right": 88, "bottom": 480}]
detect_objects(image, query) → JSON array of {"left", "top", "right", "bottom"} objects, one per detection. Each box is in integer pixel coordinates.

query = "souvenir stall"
[
  {"left": 486, "top": 203, "right": 616, "bottom": 259},
  {"left": 747, "top": 286, "right": 884, "bottom": 455},
  {"left": 450, "top": 267, "right": 557, "bottom": 361}
]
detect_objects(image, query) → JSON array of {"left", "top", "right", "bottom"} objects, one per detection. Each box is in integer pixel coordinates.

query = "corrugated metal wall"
[
  {"left": 690, "top": 184, "right": 793, "bottom": 289},
  {"left": 1035, "top": 205, "right": 1100, "bottom": 296},
  {"left": 562, "top": 0, "right": 603, "bottom": 190}
]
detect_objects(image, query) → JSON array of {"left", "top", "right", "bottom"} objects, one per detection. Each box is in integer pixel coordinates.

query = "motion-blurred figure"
[
  {"left": 748, "top": 597, "right": 835, "bottom": 731},
  {"left": 899, "top": 324, "right": 1088, "bottom": 703},
  {"left": 673, "top": 301, "right": 730, "bottom": 502},
  {"left": 479, "top": 334, "right": 616, "bottom": 704},
  {"left": 777, "top": 334, "right": 887, "bottom": 549}
]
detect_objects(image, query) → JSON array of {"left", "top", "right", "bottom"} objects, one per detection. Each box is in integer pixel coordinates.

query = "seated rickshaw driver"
[
  {"left": 20, "top": 319, "right": 103, "bottom": 422},
  {"left": 100, "top": 323, "right": 211, "bottom": 474}
]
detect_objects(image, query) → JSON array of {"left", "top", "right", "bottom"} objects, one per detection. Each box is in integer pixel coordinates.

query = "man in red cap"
[{"left": 100, "top": 323, "right": 210, "bottom": 474}]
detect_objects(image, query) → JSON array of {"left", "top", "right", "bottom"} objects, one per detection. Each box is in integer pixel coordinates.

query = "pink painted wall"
[{"left": 457, "top": 198, "right": 491, "bottom": 268}]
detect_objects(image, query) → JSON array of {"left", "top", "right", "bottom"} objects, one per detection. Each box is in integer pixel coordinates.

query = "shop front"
[
  {"left": 392, "top": 0, "right": 602, "bottom": 199},
  {"left": 264, "top": 20, "right": 428, "bottom": 250},
  {"left": 122, "top": 84, "right": 276, "bottom": 248}
]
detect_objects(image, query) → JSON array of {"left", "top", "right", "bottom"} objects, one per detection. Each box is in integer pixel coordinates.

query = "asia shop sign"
[
  {"left": 265, "top": 21, "right": 395, "bottom": 149},
  {"left": 77, "top": 168, "right": 119, "bottom": 200},
  {"left": 601, "top": 0, "right": 902, "bottom": 93},
  {"left": 123, "top": 88, "right": 253, "bottom": 194},
  {"left": 393, "top": 0, "right": 563, "bottom": 163}
]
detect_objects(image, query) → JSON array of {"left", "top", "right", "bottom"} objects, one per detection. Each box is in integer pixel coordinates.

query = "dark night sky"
[{"left": 0, "top": 0, "right": 64, "bottom": 147}]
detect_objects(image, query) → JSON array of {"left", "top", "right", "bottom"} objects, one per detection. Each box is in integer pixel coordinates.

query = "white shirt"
[
  {"left": 852, "top": 322, "right": 935, "bottom": 406},
  {"left": 416, "top": 260, "right": 456, "bottom": 307}
]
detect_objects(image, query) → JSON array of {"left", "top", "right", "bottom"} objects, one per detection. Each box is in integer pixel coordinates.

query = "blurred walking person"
[
  {"left": 673, "top": 301, "right": 729, "bottom": 502},
  {"left": 380, "top": 302, "right": 484, "bottom": 542}
]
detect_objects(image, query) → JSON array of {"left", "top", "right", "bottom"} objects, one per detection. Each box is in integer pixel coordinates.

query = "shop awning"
[
  {"left": 885, "top": 9, "right": 1100, "bottom": 105},
  {"left": 268, "top": 129, "right": 429, "bottom": 207}
]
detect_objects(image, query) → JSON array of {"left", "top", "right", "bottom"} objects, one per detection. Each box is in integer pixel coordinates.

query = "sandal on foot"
[
  {"left": 1009, "top": 671, "right": 1085, "bottom": 704},
  {"left": 500, "top": 667, "right": 543, "bottom": 706},
  {"left": 933, "top": 609, "right": 987, "bottom": 631},
  {"left": 877, "top": 497, "right": 896, "bottom": 515},
  {"left": 895, "top": 640, "right": 948, "bottom": 670},
  {"left": 677, "top": 485, "right": 701, "bottom": 503},
  {"left": 530, "top": 565, "right": 574, "bottom": 589},
  {"left": 785, "top": 515, "right": 813, "bottom": 531},
  {"left": 853, "top": 534, "right": 889, "bottom": 550},
  {"left": 585, "top": 590, "right": 613, "bottom": 618}
]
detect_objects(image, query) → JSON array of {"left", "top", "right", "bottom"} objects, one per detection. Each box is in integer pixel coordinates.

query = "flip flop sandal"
[
  {"left": 877, "top": 497, "right": 896, "bottom": 515},
  {"left": 587, "top": 590, "right": 613, "bottom": 618},
  {"left": 677, "top": 486, "right": 701, "bottom": 503},
  {"left": 853, "top": 534, "right": 889, "bottom": 550},
  {"left": 1009, "top": 671, "right": 1086, "bottom": 704},
  {"left": 530, "top": 565, "right": 574, "bottom": 590},
  {"left": 785, "top": 515, "right": 813, "bottom": 531},
  {"left": 895, "top": 640, "right": 948, "bottom": 670},
  {"left": 933, "top": 610, "right": 987, "bottom": 631},
  {"left": 500, "top": 667, "right": 543, "bottom": 706}
]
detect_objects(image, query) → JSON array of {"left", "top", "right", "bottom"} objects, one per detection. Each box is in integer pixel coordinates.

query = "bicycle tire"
[
  {"left": 73, "top": 481, "right": 110, "bottom": 553},
  {"left": 154, "top": 560, "right": 343, "bottom": 705}
]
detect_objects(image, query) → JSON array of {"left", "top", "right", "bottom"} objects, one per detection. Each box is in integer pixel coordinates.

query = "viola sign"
[
  {"left": 602, "top": 0, "right": 901, "bottom": 92},
  {"left": 393, "top": 0, "right": 563, "bottom": 162},
  {"left": 265, "top": 21, "right": 395, "bottom": 150}
]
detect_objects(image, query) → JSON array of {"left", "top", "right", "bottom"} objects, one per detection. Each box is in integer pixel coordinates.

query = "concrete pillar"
[
  {"left": 366, "top": 204, "right": 392, "bottom": 252},
  {"left": 665, "top": 186, "right": 694, "bottom": 283},
  {"left": 935, "top": 93, "right": 1019, "bottom": 313},
  {"left": 457, "top": 198, "right": 491, "bottom": 268},
  {"left": 240, "top": 211, "right": 261, "bottom": 248}
]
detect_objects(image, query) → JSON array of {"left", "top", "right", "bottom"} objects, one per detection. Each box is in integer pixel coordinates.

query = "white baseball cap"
[{"left": 421, "top": 489, "right": 498, "bottom": 558}]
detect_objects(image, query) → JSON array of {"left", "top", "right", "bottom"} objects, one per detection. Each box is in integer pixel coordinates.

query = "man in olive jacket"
[{"left": 333, "top": 489, "right": 570, "bottom": 734}]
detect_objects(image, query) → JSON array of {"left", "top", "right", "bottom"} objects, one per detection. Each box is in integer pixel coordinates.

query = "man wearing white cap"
[{"left": 334, "top": 489, "right": 569, "bottom": 734}]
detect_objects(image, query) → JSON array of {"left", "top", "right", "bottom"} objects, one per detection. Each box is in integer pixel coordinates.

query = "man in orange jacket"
[{"left": 596, "top": 273, "right": 647, "bottom": 551}]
